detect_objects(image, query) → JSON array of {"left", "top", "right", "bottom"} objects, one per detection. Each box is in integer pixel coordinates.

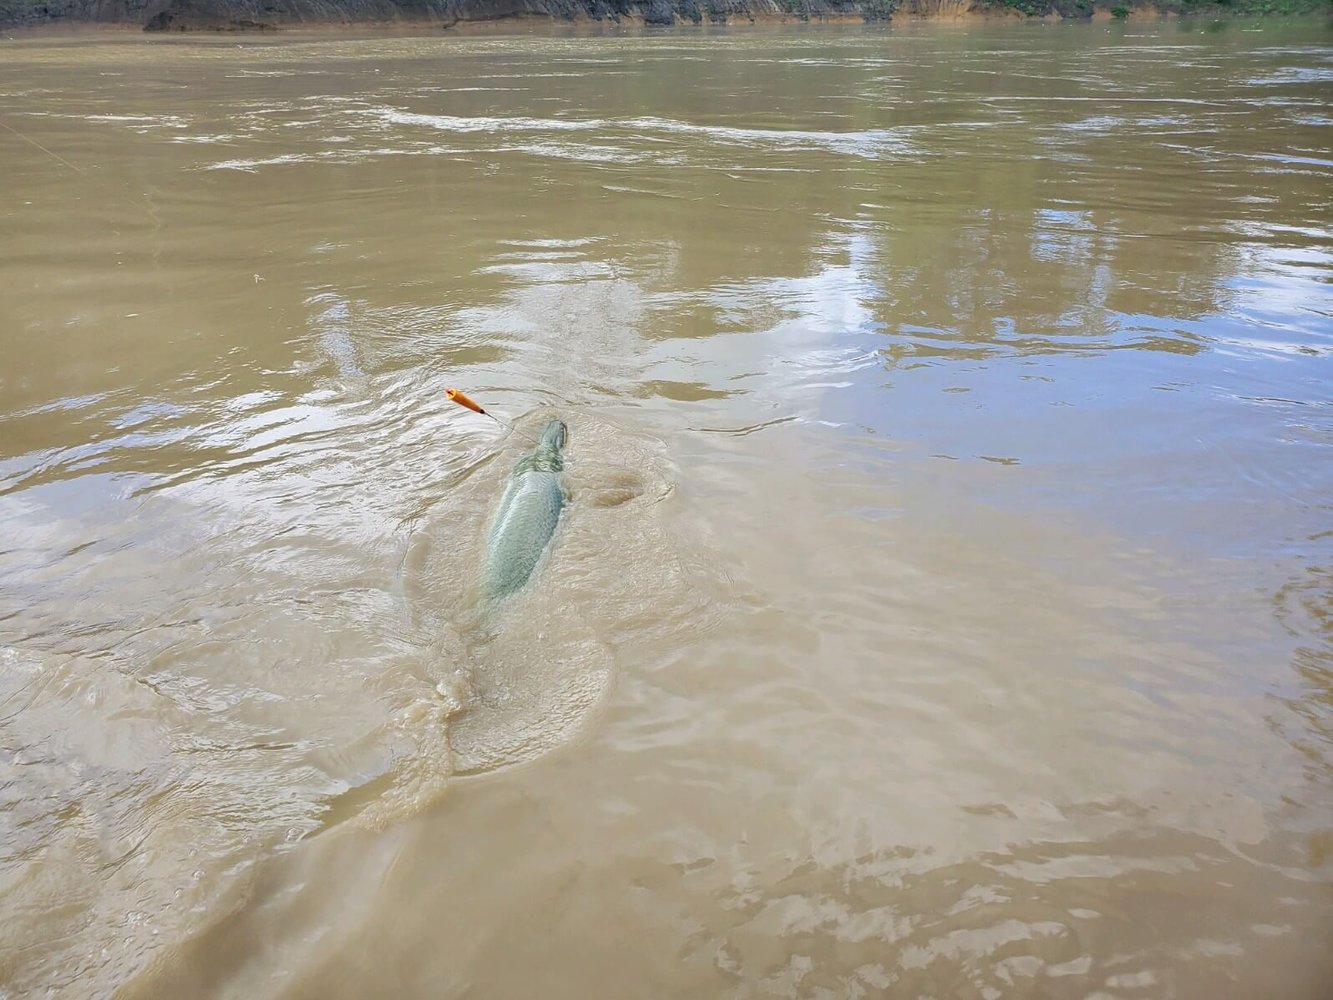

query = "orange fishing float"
[
  {"left": 447, "top": 387, "right": 490, "bottom": 416},
  {"left": 447, "top": 387, "right": 537, "bottom": 443}
]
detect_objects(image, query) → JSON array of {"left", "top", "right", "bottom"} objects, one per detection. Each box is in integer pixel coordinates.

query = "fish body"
[{"left": 483, "top": 420, "right": 568, "bottom": 601}]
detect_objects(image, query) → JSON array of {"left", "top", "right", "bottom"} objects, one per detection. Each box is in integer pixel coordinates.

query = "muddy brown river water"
[{"left": 1, "top": 19, "right": 1331, "bottom": 999}]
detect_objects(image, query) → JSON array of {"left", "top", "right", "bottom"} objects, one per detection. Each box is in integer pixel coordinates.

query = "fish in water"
[{"left": 483, "top": 419, "right": 568, "bottom": 601}]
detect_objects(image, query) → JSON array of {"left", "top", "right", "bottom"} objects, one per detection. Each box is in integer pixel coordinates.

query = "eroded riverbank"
[{"left": 2, "top": 0, "right": 1329, "bottom": 32}]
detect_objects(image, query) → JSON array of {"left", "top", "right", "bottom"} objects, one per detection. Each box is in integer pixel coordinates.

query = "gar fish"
[{"left": 482, "top": 419, "right": 568, "bottom": 601}]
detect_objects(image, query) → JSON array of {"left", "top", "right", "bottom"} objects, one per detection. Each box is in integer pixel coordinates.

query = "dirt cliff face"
[
  {"left": 0, "top": 0, "right": 163, "bottom": 28},
  {"left": 143, "top": 0, "right": 454, "bottom": 31},
  {"left": 0, "top": 0, "right": 875, "bottom": 29},
  {"left": 896, "top": 0, "right": 977, "bottom": 13},
  {"left": 141, "top": 0, "right": 873, "bottom": 30}
]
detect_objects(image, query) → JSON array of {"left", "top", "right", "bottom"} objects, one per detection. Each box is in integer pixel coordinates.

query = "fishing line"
[
  {"left": 446, "top": 388, "right": 540, "bottom": 445},
  {"left": 0, "top": 117, "right": 86, "bottom": 174}
]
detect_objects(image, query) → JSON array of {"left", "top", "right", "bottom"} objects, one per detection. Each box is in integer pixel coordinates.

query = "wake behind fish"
[{"left": 395, "top": 409, "right": 720, "bottom": 781}]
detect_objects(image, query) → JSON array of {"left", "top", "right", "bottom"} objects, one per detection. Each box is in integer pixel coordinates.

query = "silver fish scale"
[{"left": 483, "top": 422, "right": 568, "bottom": 600}]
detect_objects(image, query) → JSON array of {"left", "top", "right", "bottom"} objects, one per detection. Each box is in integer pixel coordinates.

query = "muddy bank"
[
  {"left": 3, "top": 0, "right": 1325, "bottom": 31},
  {"left": 0, "top": 0, "right": 849, "bottom": 31}
]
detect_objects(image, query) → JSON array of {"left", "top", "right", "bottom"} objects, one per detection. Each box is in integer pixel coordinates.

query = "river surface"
[{"left": 2, "top": 19, "right": 1331, "bottom": 999}]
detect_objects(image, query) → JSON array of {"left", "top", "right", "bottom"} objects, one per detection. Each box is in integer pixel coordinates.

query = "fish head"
[{"left": 540, "top": 419, "right": 568, "bottom": 452}]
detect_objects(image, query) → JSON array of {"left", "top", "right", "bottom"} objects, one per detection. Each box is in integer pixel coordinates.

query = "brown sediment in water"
[{"left": 3, "top": 17, "right": 1331, "bottom": 1000}]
